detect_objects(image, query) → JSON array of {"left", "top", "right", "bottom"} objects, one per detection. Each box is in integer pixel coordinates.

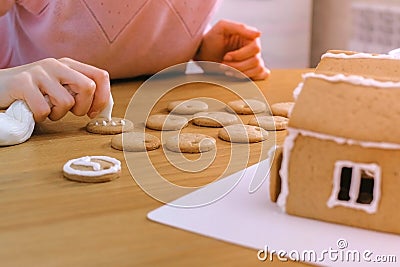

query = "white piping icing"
[
  {"left": 293, "top": 72, "right": 400, "bottom": 101},
  {"left": 292, "top": 81, "right": 304, "bottom": 101},
  {"left": 302, "top": 72, "right": 400, "bottom": 88},
  {"left": 327, "top": 161, "right": 381, "bottom": 214},
  {"left": 63, "top": 156, "right": 121, "bottom": 177},
  {"left": 322, "top": 52, "right": 397, "bottom": 60},
  {"left": 0, "top": 100, "right": 35, "bottom": 146},
  {"left": 97, "top": 93, "right": 114, "bottom": 121},
  {"left": 276, "top": 130, "right": 298, "bottom": 211},
  {"left": 292, "top": 127, "right": 400, "bottom": 150}
]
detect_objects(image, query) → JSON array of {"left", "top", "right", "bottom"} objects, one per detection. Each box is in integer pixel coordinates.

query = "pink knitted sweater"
[{"left": 0, "top": 0, "right": 220, "bottom": 78}]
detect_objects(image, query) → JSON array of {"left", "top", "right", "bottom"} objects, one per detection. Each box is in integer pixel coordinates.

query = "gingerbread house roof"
[
  {"left": 289, "top": 72, "right": 400, "bottom": 145},
  {"left": 316, "top": 50, "right": 400, "bottom": 81}
]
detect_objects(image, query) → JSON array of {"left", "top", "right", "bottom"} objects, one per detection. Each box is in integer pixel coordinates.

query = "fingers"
[
  {"left": 0, "top": 58, "right": 110, "bottom": 122},
  {"left": 59, "top": 58, "right": 110, "bottom": 118},
  {"left": 212, "top": 20, "right": 270, "bottom": 80},
  {"left": 38, "top": 80, "right": 75, "bottom": 121},
  {"left": 223, "top": 39, "right": 261, "bottom": 62},
  {"left": 20, "top": 82, "right": 51, "bottom": 122},
  {"left": 28, "top": 58, "right": 93, "bottom": 120},
  {"left": 215, "top": 20, "right": 261, "bottom": 40},
  {"left": 222, "top": 38, "right": 270, "bottom": 80}
]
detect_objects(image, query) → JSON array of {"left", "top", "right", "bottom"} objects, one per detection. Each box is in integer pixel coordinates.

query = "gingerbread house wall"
[{"left": 285, "top": 134, "right": 400, "bottom": 234}]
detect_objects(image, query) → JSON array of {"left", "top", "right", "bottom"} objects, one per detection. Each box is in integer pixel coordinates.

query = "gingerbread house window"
[{"left": 327, "top": 161, "right": 381, "bottom": 214}]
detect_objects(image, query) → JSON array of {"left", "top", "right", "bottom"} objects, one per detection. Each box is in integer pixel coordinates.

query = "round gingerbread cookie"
[
  {"left": 248, "top": 115, "right": 289, "bottom": 131},
  {"left": 146, "top": 114, "right": 188, "bottom": 131},
  {"left": 111, "top": 132, "right": 161, "bottom": 152},
  {"left": 192, "top": 111, "right": 241, "bottom": 128},
  {"left": 165, "top": 133, "right": 216, "bottom": 153},
  {"left": 218, "top": 124, "right": 268, "bottom": 143},
  {"left": 270, "top": 102, "right": 295, "bottom": 118},
  {"left": 86, "top": 117, "right": 134, "bottom": 135},
  {"left": 167, "top": 99, "right": 208, "bottom": 115},
  {"left": 63, "top": 155, "right": 121, "bottom": 183},
  {"left": 226, "top": 99, "right": 267, "bottom": 115}
]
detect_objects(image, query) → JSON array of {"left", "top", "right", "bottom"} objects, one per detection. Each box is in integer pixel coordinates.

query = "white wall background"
[
  {"left": 212, "top": 0, "right": 313, "bottom": 68},
  {"left": 311, "top": 0, "right": 400, "bottom": 67}
]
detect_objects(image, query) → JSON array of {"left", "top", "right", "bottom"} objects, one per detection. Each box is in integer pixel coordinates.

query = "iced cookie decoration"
[
  {"left": 0, "top": 100, "right": 35, "bottom": 146},
  {"left": 86, "top": 117, "right": 134, "bottom": 135},
  {"left": 63, "top": 155, "right": 121, "bottom": 183}
]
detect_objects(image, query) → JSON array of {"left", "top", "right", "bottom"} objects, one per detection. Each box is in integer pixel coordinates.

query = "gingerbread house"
[{"left": 270, "top": 50, "right": 400, "bottom": 235}]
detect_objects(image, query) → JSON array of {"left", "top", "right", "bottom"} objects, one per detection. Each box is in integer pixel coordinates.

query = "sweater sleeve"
[{"left": 0, "top": 0, "right": 15, "bottom": 17}]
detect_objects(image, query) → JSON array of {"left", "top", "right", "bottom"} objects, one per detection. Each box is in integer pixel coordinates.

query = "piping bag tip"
[{"left": 96, "top": 93, "right": 114, "bottom": 121}]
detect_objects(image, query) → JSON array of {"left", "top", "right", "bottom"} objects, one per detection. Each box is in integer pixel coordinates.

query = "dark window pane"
[
  {"left": 338, "top": 167, "right": 352, "bottom": 201},
  {"left": 356, "top": 170, "right": 374, "bottom": 204}
]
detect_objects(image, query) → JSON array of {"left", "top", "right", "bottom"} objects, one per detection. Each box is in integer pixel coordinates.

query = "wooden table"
[{"left": 0, "top": 69, "right": 312, "bottom": 267}]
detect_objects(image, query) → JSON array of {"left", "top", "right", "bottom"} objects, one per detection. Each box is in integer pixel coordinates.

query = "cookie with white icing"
[
  {"left": 167, "top": 99, "right": 208, "bottom": 115},
  {"left": 218, "top": 124, "right": 268, "bottom": 143},
  {"left": 145, "top": 114, "right": 188, "bottom": 131},
  {"left": 111, "top": 132, "right": 160, "bottom": 152},
  {"left": 248, "top": 115, "right": 289, "bottom": 131},
  {"left": 165, "top": 133, "right": 216, "bottom": 153},
  {"left": 192, "top": 111, "right": 241, "bottom": 128},
  {"left": 63, "top": 156, "right": 121, "bottom": 183},
  {"left": 226, "top": 99, "right": 267, "bottom": 115},
  {"left": 86, "top": 117, "right": 133, "bottom": 135}
]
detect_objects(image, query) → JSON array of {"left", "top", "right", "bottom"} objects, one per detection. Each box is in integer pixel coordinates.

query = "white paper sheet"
[{"left": 148, "top": 160, "right": 400, "bottom": 266}]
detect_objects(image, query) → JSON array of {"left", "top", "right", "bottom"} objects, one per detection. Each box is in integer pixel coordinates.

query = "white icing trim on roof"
[
  {"left": 302, "top": 72, "right": 400, "bottom": 88},
  {"left": 292, "top": 70, "right": 400, "bottom": 103},
  {"left": 322, "top": 52, "right": 397, "bottom": 60},
  {"left": 291, "top": 127, "right": 400, "bottom": 150},
  {"left": 292, "top": 81, "right": 304, "bottom": 101}
]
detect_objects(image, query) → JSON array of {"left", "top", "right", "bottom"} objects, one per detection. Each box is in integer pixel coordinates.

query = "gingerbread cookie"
[
  {"left": 248, "top": 115, "right": 289, "bottom": 131},
  {"left": 192, "top": 111, "right": 241, "bottom": 128},
  {"left": 86, "top": 117, "right": 134, "bottom": 135},
  {"left": 63, "top": 156, "right": 121, "bottom": 183},
  {"left": 146, "top": 114, "right": 188, "bottom": 131},
  {"left": 218, "top": 124, "right": 268, "bottom": 143},
  {"left": 165, "top": 133, "right": 216, "bottom": 153},
  {"left": 167, "top": 99, "right": 208, "bottom": 115},
  {"left": 270, "top": 102, "right": 295, "bottom": 118},
  {"left": 226, "top": 99, "right": 267, "bottom": 114},
  {"left": 111, "top": 132, "right": 161, "bottom": 152}
]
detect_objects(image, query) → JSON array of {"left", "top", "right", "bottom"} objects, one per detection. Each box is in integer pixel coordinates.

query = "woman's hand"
[
  {"left": 0, "top": 58, "right": 110, "bottom": 122},
  {"left": 195, "top": 20, "right": 270, "bottom": 80}
]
